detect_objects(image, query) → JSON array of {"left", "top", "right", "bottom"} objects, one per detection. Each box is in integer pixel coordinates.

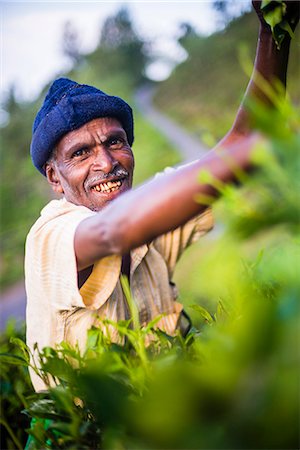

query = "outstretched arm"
[
  {"left": 74, "top": 2, "right": 298, "bottom": 271},
  {"left": 75, "top": 133, "right": 258, "bottom": 270}
]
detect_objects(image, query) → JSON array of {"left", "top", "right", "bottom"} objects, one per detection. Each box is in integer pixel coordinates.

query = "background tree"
[
  {"left": 62, "top": 21, "right": 83, "bottom": 66},
  {"left": 178, "top": 22, "right": 199, "bottom": 50},
  {"left": 97, "top": 7, "right": 149, "bottom": 85}
]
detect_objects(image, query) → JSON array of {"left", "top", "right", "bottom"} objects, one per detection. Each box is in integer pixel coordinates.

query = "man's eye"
[
  {"left": 109, "top": 138, "right": 124, "bottom": 148},
  {"left": 72, "top": 148, "right": 89, "bottom": 158}
]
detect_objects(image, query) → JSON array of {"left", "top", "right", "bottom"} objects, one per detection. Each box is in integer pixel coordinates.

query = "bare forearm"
[{"left": 115, "top": 136, "right": 256, "bottom": 248}]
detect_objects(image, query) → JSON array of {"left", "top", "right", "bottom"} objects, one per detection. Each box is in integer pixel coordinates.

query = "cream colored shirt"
[{"left": 25, "top": 198, "right": 213, "bottom": 391}]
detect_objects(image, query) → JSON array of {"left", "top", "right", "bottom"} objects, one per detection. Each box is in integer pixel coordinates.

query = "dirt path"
[
  {"left": 134, "top": 83, "right": 222, "bottom": 239},
  {"left": 0, "top": 85, "right": 211, "bottom": 330},
  {"left": 0, "top": 280, "right": 26, "bottom": 330},
  {"left": 134, "top": 84, "right": 208, "bottom": 162}
]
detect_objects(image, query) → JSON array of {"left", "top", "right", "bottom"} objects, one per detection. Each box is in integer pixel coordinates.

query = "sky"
[{"left": 1, "top": 0, "right": 250, "bottom": 104}]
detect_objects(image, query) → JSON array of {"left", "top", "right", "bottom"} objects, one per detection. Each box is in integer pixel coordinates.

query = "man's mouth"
[{"left": 91, "top": 179, "right": 124, "bottom": 194}]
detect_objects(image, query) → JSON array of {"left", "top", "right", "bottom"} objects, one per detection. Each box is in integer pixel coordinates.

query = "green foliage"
[
  {"left": 1, "top": 93, "right": 300, "bottom": 449},
  {"left": 0, "top": 321, "right": 32, "bottom": 450}
]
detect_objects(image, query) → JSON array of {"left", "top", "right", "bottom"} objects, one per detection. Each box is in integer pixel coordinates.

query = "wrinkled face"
[{"left": 45, "top": 117, "right": 134, "bottom": 211}]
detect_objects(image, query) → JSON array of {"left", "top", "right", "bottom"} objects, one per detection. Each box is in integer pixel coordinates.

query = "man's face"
[{"left": 45, "top": 117, "right": 134, "bottom": 211}]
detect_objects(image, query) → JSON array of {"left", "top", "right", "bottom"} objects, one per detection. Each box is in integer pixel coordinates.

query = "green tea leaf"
[
  {"left": 25, "top": 399, "right": 69, "bottom": 421},
  {"left": 264, "top": 4, "right": 284, "bottom": 29},
  {"left": 279, "top": 20, "right": 294, "bottom": 39},
  {"left": 189, "top": 305, "right": 214, "bottom": 324},
  {"left": 261, "top": 0, "right": 272, "bottom": 9},
  {"left": 0, "top": 353, "right": 29, "bottom": 366},
  {"left": 10, "top": 337, "right": 30, "bottom": 362}
]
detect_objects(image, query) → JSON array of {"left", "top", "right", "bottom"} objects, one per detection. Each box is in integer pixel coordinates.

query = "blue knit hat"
[{"left": 30, "top": 78, "right": 134, "bottom": 175}]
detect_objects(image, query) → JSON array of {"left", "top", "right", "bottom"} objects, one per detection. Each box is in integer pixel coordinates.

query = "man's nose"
[{"left": 92, "top": 146, "right": 117, "bottom": 173}]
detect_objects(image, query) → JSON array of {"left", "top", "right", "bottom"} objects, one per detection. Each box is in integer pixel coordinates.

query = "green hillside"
[{"left": 154, "top": 11, "right": 300, "bottom": 143}]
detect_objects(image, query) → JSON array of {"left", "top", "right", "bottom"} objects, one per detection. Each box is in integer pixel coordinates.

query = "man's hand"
[{"left": 252, "top": 1, "right": 299, "bottom": 35}]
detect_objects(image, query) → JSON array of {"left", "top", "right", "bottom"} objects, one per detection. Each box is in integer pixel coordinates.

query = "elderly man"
[{"left": 25, "top": 1, "right": 298, "bottom": 392}]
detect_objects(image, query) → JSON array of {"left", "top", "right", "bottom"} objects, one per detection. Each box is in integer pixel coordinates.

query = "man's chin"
[{"left": 88, "top": 184, "right": 132, "bottom": 211}]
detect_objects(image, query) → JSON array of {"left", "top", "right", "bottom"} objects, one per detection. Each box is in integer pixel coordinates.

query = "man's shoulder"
[
  {"left": 27, "top": 198, "right": 94, "bottom": 238},
  {"left": 41, "top": 197, "right": 91, "bottom": 216}
]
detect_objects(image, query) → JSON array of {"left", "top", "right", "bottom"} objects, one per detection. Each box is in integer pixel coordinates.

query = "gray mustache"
[{"left": 85, "top": 168, "right": 129, "bottom": 190}]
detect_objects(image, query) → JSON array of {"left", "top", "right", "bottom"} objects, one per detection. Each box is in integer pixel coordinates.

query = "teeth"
[{"left": 92, "top": 180, "right": 123, "bottom": 193}]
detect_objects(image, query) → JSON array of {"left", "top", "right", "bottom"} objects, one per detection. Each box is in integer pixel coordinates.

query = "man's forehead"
[{"left": 58, "top": 117, "right": 126, "bottom": 148}]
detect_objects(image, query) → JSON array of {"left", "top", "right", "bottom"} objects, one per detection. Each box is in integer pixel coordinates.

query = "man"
[{"left": 25, "top": 1, "right": 298, "bottom": 392}]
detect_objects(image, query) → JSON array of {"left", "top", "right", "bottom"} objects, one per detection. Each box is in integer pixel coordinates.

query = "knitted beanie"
[{"left": 30, "top": 78, "right": 134, "bottom": 175}]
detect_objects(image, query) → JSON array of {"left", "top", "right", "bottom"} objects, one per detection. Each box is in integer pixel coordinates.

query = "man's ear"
[{"left": 45, "top": 163, "right": 64, "bottom": 194}]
